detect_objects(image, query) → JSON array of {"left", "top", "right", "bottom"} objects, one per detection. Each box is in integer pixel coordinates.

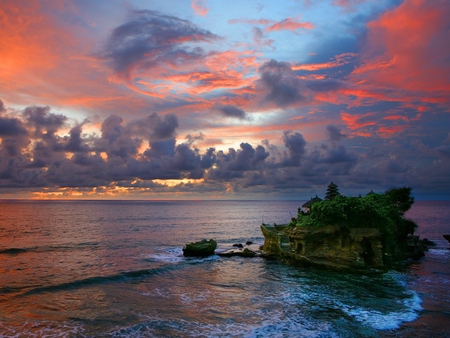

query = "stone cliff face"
[{"left": 261, "top": 224, "right": 385, "bottom": 270}]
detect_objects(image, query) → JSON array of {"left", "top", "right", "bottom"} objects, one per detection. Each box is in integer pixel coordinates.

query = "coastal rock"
[
  {"left": 261, "top": 224, "right": 385, "bottom": 270},
  {"left": 183, "top": 239, "right": 217, "bottom": 257},
  {"left": 217, "top": 247, "right": 261, "bottom": 258},
  {"left": 422, "top": 238, "right": 436, "bottom": 246},
  {"left": 261, "top": 223, "right": 429, "bottom": 271}
]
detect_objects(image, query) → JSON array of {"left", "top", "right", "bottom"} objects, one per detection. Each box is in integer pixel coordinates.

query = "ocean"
[{"left": 0, "top": 200, "right": 449, "bottom": 337}]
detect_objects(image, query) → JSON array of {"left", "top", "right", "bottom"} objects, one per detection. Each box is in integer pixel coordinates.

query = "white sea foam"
[
  {"left": 146, "top": 246, "right": 219, "bottom": 264},
  {"left": 338, "top": 290, "right": 422, "bottom": 330},
  {"left": 429, "top": 247, "right": 450, "bottom": 256},
  {"left": 0, "top": 321, "right": 86, "bottom": 338},
  {"left": 114, "top": 308, "right": 341, "bottom": 338},
  {"left": 145, "top": 247, "right": 185, "bottom": 263}
]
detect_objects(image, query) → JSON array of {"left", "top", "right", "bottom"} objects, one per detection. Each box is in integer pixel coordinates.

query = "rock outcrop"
[
  {"left": 261, "top": 224, "right": 388, "bottom": 270},
  {"left": 261, "top": 223, "right": 430, "bottom": 271},
  {"left": 183, "top": 239, "right": 217, "bottom": 257}
]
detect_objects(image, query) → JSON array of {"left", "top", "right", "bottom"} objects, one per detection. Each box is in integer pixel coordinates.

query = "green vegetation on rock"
[{"left": 294, "top": 186, "right": 418, "bottom": 263}]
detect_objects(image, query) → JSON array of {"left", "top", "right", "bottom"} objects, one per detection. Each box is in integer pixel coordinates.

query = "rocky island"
[{"left": 261, "top": 183, "right": 427, "bottom": 271}]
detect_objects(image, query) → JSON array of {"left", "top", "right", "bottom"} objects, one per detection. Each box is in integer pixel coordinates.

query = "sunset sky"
[{"left": 1, "top": 0, "right": 449, "bottom": 200}]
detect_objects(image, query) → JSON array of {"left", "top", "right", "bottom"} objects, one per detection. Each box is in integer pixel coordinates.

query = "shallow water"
[{"left": 0, "top": 200, "right": 449, "bottom": 337}]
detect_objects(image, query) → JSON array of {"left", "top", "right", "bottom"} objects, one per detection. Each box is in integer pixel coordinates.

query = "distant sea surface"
[{"left": 0, "top": 200, "right": 449, "bottom": 337}]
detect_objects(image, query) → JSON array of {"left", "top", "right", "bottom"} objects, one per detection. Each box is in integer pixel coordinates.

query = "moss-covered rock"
[{"left": 183, "top": 239, "right": 217, "bottom": 257}]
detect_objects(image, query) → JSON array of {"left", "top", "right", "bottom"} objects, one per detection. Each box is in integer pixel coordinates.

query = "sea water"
[{"left": 0, "top": 200, "right": 449, "bottom": 337}]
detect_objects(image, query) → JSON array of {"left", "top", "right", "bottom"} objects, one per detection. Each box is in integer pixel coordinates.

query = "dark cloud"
[
  {"left": 65, "top": 121, "right": 90, "bottom": 153},
  {"left": 215, "top": 104, "right": 247, "bottom": 119},
  {"left": 150, "top": 113, "right": 178, "bottom": 140},
  {"left": 326, "top": 125, "right": 346, "bottom": 141},
  {"left": 185, "top": 132, "right": 205, "bottom": 145},
  {"left": 324, "top": 145, "right": 356, "bottom": 164},
  {"left": 200, "top": 147, "right": 216, "bottom": 169},
  {"left": 1, "top": 102, "right": 449, "bottom": 198},
  {"left": 23, "top": 106, "right": 67, "bottom": 138},
  {"left": 96, "top": 115, "right": 141, "bottom": 159},
  {"left": 0, "top": 99, "right": 5, "bottom": 113},
  {"left": 282, "top": 131, "right": 306, "bottom": 166},
  {"left": 259, "top": 59, "right": 305, "bottom": 106},
  {"left": 374, "top": 158, "right": 411, "bottom": 174},
  {"left": 145, "top": 138, "right": 176, "bottom": 158},
  {"left": 101, "top": 10, "right": 219, "bottom": 80},
  {"left": 0, "top": 117, "right": 28, "bottom": 136},
  {"left": 207, "top": 143, "right": 270, "bottom": 180}
]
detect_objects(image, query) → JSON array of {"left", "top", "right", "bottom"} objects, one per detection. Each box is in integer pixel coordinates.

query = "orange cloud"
[
  {"left": 122, "top": 49, "right": 260, "bottom": 102},
  {"left": 0, "top": 1, "right": 143, "bottom": 117},
  {"left": 266, "top": 17, "right": 314, "bottom": 32},
  {"left": 0, "top": 1, "right": 71, "bottom": 94},
  {"left": 341, "top": 112, "right": 376, "bottom": 136},
  {"left": 293, "top": 53, "right": 357, "bottom": 71},
  {"left": 191, "top": 0, "right": 209, "bottom": 16},
  {"left": 351, "top": 0, "right": 450, "bottom": 106},
  {"left": 383, "top": 115, "right": 408, "bottom": 122},
  {"left": 376, "top": 125, "right": 407, "bottom": 138},
  {"left": 228, "top": 17, "right": 313, "bottom": 32}
]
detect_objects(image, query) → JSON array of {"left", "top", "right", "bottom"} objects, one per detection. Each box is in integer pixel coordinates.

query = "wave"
[
  {"left": 338, "top": 290, "right": 422, "bottom": 330},
  {"left": 0, "top": 241, "right": 101, "bottom": 256},
  {"left": 16, "top": 265, "right": 180, "bottom": 298},
  {"left": 0, "top": 285, "right": 28, "bottom": 295},
  {"left": 0, "top": 248, "right": 28, "bottom": 255}
]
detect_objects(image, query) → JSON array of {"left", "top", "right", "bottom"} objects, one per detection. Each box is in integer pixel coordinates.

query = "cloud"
[
  {"left": 229, "top": 16, "right": 314, "bottom": 33},
  {"left": 292, "top": 53, "right": 357, "bottom": 71},
  {"left": 266, "top": 17, "right": 314, "bottom": 32},
  {"left": 23, "top": 106, "right": 67, "bottom": 138},
  {"left": 258, "top": 59, "right": 305, "bottom": 107},
  {"left": 191, "top": 0, "right": 209, "bottom": 16},
  {"left": 207, "top": 142, "right": 270, "bottom": 180},
  {"left": 99, "top": 9, "right": 263, "bottom": 105},
  {"left": 0, "top": 117, "right": 28, "bottom": 137},
  {"left": 215, "top": 104, "right": 247, "bottom": 120},
  {"left": 341, "top": 112, "right": 376, "bottom": 137},
  {"left": 349, "top": 0, "right": 450, "bottom": 106},
  {"left": 326, "top": 125, "right": 346, "bottom": 141},
  {"left": 282, "top": 131, "right": 306, "bottom": 166},
  {"left": 252, "top": 27, "right": 274, "bottom": 48},
  {"left": 101, "top": 10, "right": 219, "bottom": 83},
  {"left": 1, "top": 101, "right": 449, "bottom": 198}
]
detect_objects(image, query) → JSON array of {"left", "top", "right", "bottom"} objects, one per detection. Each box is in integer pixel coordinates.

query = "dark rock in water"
[
  {"left": 217, "top": 247, "right": 260, "bottom": 258},
  {"left": 183, "top": 239, "right": 217, "bottom": 257},
  {"left": 443, "top": 235, "right": 450, "bottom": 243},
  {"left": 245, "top": 241, "right": 253, "bottom": 245},
  {"left": 422, "top": 238, "right": 436, "bottom": 246},
  {"left": 241, "top": 248, "right": 256, "bottom": 257},
  {"left": 233, "top": 243, "right": 244, "bottom": 248}
]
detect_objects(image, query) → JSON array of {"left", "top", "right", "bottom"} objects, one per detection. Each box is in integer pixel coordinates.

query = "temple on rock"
[{"left": 261, "top": 183, "right": 427, "bottom": 271}]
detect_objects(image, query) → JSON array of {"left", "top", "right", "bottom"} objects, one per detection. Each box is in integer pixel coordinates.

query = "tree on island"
[{"left": 385, "top": 186, "right": 414, "bottom": 215}]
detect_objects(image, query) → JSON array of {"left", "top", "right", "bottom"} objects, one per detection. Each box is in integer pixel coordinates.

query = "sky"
[{"left": 1, "top": 0, "right": 449, "bottom": 200}]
